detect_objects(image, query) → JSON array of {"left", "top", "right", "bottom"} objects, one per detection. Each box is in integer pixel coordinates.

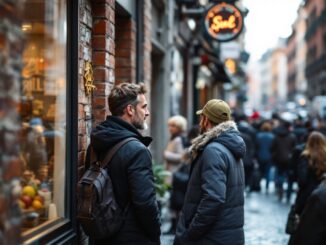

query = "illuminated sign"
[
  {"left": 205, "top": 2, "right": 244, "bottom": 42},
  {"left": 225, "top": 58, "right": 236, "bottom": 74}
]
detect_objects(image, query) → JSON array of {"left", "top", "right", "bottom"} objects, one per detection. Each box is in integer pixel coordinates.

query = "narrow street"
[
  {"left": 161, "top": 182, "right": 292, "bottom": 245},
  {"left": 245, "top": 189, "right": 292, "bottom": 245}
]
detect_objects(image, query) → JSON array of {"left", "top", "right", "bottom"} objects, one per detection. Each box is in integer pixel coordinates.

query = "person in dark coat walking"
[
  {"left": 255, "top": 121, "right": 275, "bottom": 192},
  {"left": 271, "top": 122, "right": 296, "bottom": 201},
  {"left": 88, "top": 83, "right": 161, "bottom": 244},
  {"left": 288, "top": 174, "right": 326, "bottom": 245},
  {"left": 174, "top": 99, "right": 246, "bottom": 245},
  {"left": 292, "top": 131, "right": 326, "bottom": 216}
]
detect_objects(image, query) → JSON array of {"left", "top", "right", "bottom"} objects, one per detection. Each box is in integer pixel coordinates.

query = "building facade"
[
  {"left": 286, "top": 4, "right": 307, "bottom": 103},
  {"left": 304, "top": 0, "right": 326, "bottom": 100}
]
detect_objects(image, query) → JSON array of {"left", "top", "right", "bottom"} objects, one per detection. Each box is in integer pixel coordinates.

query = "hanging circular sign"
[{"left": 204, "top": 2, "right": 244, "bottom": 42}]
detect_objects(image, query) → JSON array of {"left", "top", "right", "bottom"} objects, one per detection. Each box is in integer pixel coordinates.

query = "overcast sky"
[{"left": 243, "top": 0, "right": 303, "bottom": 61}]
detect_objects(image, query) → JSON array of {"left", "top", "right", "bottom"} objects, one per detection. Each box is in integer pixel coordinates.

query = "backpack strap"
[{"left": 101, "top": 137, "right": 137, "bottom": 168}]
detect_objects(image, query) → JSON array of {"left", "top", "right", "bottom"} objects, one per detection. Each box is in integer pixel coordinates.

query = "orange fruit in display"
[
  {"left": 32, "top": 200, "right": 43, "bottom": 209},
  {"left": 22, "top": 186, "right": 36, "bottom": 198},
  {"left": 34, "top": 195, "right": 44, "bottom": 204}
]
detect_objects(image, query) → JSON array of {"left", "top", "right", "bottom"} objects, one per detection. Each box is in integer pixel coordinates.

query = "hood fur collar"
[{"left": 190, "top": 121, "right": 238, "bottom": 158}]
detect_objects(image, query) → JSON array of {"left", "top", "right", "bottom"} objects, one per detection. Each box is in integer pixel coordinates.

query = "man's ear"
[
  {"left": 125, "top": 105, "right": 134, "bottom": 116},
  {"left": 203, "top": 115, "right": 210, "bottom": 128}
]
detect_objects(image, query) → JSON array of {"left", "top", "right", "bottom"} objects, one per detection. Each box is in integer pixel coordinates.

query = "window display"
[{"left": 18, "top": 0, "right": 67, "bottom": 234}]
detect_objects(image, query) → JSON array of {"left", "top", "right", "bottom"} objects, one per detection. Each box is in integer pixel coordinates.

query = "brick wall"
[
  {"left": 115, "top": 18, "right": 136, "bottom": 84},
  {"left": 77, "top": 0, "right": 115, "bottom": 169},
  {"left": 0, "top": 1, "right": 25, "bottom": 244},
  {"left": 78, "top": 0, "right": 93, "bottom": 177},
  {"left": 92, "top": 0, "right": 115, "bottom": 124}
]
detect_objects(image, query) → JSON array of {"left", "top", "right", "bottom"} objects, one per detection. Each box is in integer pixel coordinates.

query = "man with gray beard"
[{"left": 88, "top": 83, "right": 161, "bottom": 244}]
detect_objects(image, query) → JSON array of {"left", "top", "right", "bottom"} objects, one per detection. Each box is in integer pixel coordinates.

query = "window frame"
[{"left": 21, "top": 0, "right": 78, "bottom": 243}]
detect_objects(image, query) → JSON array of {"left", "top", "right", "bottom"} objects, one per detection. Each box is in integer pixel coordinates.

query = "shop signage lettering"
[
  {"left": 211, "top": 15, "right": 236, "bottom": 32},
  {"left": 205, "top": 2, "right": 244, "bottom": 42}
]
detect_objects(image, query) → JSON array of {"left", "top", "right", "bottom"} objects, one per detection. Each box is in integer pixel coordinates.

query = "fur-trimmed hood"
[{"left": 190, "top": 121, "right": 246, "bottom": 159}]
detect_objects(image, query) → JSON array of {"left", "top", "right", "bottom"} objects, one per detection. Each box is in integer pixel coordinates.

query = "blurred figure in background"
[
  {"left": 237, "top": 114, "right": 257, "bottom": 192},
  {"left": 288, "top": 174, "right": 326, "bottom": 245},
  {"left": 169, "top": 125, "right": 199, "bottom": 234},
  {"left": 164, "top": 115, "right": 187, "bottom": 234},
  {"left": 288, "top": 133, "right": 326, "bottom": 245},
  {"left": 255, "top": 121, "right": 275, "bottom": 193},
  {"left": 271, "top": 121, "right": 296, "bottom": 202},
  {"left": 292, "top": 131, "right": 326, "bottom": 217},
  {"left": 164, "top": 115, "right": 188, "bottom": 182}
]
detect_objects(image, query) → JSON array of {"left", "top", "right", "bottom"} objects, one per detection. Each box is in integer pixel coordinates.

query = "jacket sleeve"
[
  {"left": 186, "top": 146, "right": 227, "bottom": 240},
  {"left": 297, "top": 157, "right": 308, "bottom": 188},
  {"left": 127, "top": 146, "right": 161, "bottom": 241}
]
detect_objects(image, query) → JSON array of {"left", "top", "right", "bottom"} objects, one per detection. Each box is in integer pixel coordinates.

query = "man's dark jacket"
[
  {"left": 174, "top": 121, "right": 246, "bottom": 245},
  {"left": 89, "top": 116, "right": 161, "bottom": 244}
]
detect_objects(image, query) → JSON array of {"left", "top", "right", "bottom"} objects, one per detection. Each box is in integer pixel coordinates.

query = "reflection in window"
[{"left": 18, "top": 0, "right": 67, "bottom": 234}]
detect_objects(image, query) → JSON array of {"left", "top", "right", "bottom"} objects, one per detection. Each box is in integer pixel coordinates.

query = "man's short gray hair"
[{"left": 108, "top": 82, "right": 147, "bottom": 116}]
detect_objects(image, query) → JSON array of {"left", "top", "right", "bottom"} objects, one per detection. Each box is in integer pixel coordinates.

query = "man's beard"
[
  {"left": 200, "top": 126, "right": 206, "bottom": 134},
  {"left": 132, "top": 117, "right": 147, "bottom": 130}
]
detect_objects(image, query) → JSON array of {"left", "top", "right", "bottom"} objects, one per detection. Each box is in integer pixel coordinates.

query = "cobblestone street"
[{"left": 161, "top": 183, "right": 293, "bottom": 245}]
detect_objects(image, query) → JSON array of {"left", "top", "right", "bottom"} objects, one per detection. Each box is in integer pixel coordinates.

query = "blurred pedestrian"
[
  {"left": 292, "top": 131, "right": 326, "bottom": 217},
  {"left": 288, "top": 175, "right": 326, "bottom": 245},
  {"left": 164, "top": 115, "right": 187, "bottom": 234},
  {"left": 174, "top": 99, "right": 245, "bottom": 245},
  {"left": 255, "top": 121, "right": 275, "bottom": 193},
  {"left": 237, "top": 114, "right": 257, "bottom": 192},
  {"left": 164, "top": 115, "right": 188, "bottom": 183},
  {"left": 271, "top": 121, "right": 296, "bottom": 202}
]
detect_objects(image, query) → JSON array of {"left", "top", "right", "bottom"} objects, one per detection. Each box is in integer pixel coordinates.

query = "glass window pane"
[{"left": 19, "top": 0, "right": 67, "bottom": 234}]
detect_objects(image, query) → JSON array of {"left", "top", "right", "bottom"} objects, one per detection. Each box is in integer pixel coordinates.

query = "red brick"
[
  {"left": 92, "top": 3, "right": 109, "bottom": 18},
  {"left": 92, "top": 35, "right": 106, "bottom": 50},
  {"left": 78, "top": 151, "right": 86, "bottom": 169},
  {"left": 78, "top": 135, "right": 87, "bottom": 152},
  {"left": 93, "top": 67, "right": 109, "bottom": 81},
  {"left": 93, "top": 19, "right": 109, "bottom": 35},
  {"left": 116, "top": 49, "right": 131, "bottom": 58},
  {"left": 93, "top": 108, "right": 108, "bottom": 122},
  {"left": 93, "top": 51, "right": 107, "bottom": 65},
  {"left": 115, "top": 67, "right": 132, "bottom": 77},
  {"left": 116, "top": 57, "right": 133, "bottom": 68},
  {"left": 78, "top": 120, "right": 86, "bottom": 135},
  {"left": 93, "top": 96, "right": 107, "bottom": 109},
  {"left": 117, "top": 40, "right": 135, "bottom": 50},
  {"left": 93, "top": 83, "right": 110, "bottom": 96},
  {"left": 78, "top": 103, "right": 86, "bottom": 119}
]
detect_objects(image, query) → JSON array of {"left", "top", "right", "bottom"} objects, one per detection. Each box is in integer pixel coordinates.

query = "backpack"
[{"left": 77, "top": 137, "right": 136, "bottom": 239}]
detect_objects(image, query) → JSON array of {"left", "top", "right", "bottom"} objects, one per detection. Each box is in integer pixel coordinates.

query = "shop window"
[{"left": 18, "top": 0, "right": 67, "bottom": 235}]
